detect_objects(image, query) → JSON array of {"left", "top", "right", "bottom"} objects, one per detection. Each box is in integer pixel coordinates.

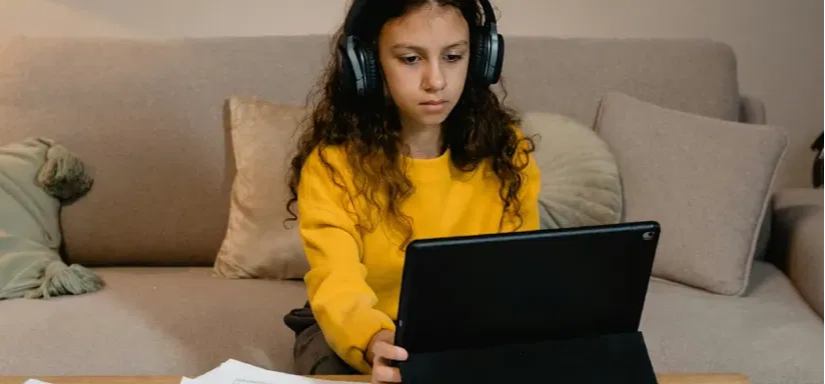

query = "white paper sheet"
[
  {"left": 181, "top": 358, "right": 363, "bottom": 384},
  {"left": 20, "top": 358, "right": 361, "bottom": 384}
]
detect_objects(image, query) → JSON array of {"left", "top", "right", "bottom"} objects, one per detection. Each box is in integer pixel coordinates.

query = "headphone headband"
[
  {"left": 477, "top": 0, "right": 497, "bottom": 28},
  {"left": 343, "top": 0, "right": 368, "bottom": 36},
  {"left": 344, "top": 0, "right": 498, "bottom": 35}
]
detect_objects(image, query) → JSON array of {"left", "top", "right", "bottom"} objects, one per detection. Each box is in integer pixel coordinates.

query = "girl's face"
[{"left": 378, "top": 4, "right": 470, "bottom": 131}]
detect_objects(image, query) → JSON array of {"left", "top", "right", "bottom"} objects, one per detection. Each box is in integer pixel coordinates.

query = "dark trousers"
[{"left": 283, "top": 302, "right": 360, "bottom": 375}]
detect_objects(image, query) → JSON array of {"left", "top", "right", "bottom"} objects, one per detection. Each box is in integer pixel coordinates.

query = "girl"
[{"left": 283, "top": 0, "right": 540, "bottom": 382}]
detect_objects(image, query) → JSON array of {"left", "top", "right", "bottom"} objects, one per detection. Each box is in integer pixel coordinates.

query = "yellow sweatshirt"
[{"left": 296, "top": 135, "right": 541, "bottom": 373}]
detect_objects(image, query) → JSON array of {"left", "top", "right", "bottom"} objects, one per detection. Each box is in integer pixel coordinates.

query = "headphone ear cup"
[
  {"left": 339, "top": 45, "right": 356, "bottom": 94},
  {"left": 489, "top": 33, "right": 504, "bottom": 84},
  {"left": 340, "top": 35, "right": 367, "bottom": 96},
  {"left": 361, "top": 46, "right": 379, "bottom": 98},
  {"left": 472, "top": 27, "right": 491, "bottom": 84},
  {"left": 341, "top": 35, "right": 379, "bottom": 98}
]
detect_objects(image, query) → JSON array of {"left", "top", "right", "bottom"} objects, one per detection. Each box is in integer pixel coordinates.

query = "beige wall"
[{"left": 0, "top": 0, "right": 821, "bottom": 187}]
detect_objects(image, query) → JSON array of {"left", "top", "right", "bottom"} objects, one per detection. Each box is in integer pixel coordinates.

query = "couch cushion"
[
  {"left": 0, "top": 267, "right": 308, "bottom": 377},
  {"left": 769, "top": 188, "right": 824, "bottom": 317},
  {"left": 502, "top": 37, "right": 741, "bottom": 124},
  {"left": 596, "top": 93, "right": 787, "bottom": 296},
  {"left": 641, "top": 261, "right": 824, "bottom": 384},
  {"left": 0, "top": 263, "right": 820, "bottom": 383},
  {"left": 0, "top": 36, "right": 742, "bottom": 267}
]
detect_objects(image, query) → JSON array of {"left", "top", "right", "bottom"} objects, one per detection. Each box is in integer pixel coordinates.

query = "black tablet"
[{"left": 393, "top": 221, "right": 661, "bottom": 354}]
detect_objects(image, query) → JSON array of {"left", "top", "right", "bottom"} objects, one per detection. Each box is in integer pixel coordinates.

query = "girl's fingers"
[
  {"left": 372, "top": 360, "right": 403, "bottom": 383},
  {"left": 373, "top": 341, "right": 409, "bottom": 361}
]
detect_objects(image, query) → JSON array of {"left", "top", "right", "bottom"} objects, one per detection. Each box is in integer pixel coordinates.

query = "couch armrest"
[
  {"left": 739, "top": 94, "right": 766, "bottom": 124},
  {"left": 768, "top": 188, "right": 823, "bottom": 317}
]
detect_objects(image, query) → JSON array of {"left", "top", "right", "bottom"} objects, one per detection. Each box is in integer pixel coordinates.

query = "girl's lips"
[{"left": 419, "top": 100, "right": 447, "bottom": 113}]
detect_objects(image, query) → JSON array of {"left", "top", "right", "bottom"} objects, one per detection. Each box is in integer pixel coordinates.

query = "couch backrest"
[{"left": 0, "top": 35, "right": 743, "bottom": 266}]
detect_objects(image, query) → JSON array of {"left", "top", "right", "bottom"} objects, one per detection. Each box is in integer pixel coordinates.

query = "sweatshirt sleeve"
[{"left": 297, "top": 147, "right": 397, "bottom": 374}]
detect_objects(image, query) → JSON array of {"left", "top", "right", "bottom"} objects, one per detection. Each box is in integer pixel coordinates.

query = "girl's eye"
[
  {"left": 445, "top": 54, "right": 464, "bottom": 62},
  {"left": 400, "top": 56, "right": 420, "bottom": 65}
]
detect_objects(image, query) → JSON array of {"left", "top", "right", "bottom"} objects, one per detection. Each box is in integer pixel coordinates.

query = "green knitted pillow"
[
  {"left": 0, "top": 137, "right": 102, "bottom": 300},
  {"left": 521, "top": 112, "right": 623, "bottom": 229}
]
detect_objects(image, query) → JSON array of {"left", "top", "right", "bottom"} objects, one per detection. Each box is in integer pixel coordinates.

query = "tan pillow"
[
  {"left": 594, "top": 92, "right": 787, "bottom": 296},
  {"left": 213, "top": 96, "right": 309, "bottom": 279},
  {"left": 521, "top": 112, "right": 623, "bottom": 229}
]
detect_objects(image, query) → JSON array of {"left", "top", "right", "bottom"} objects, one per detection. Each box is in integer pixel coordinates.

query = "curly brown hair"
[{"left": 285, "top": 0, "right": 535, "bottom": 248}]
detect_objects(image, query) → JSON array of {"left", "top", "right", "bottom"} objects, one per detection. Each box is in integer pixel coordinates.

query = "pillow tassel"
[
  {"left": 36, "top": 142, "right": 93, "bottom": 204},
  {"left": 24, "top": 260, "right": 104, "bottom": 299}
]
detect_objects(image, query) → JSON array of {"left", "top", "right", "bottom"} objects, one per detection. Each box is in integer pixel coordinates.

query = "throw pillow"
[
  {"left": 0, "top": 137, "right": 103, "bottom": 300},
  {"left": 594, "top": 92, "right": 787, "bottom": 296},
  {"left": 213, "top": 96, "right": 310, "bottom": 280},
  {"left": 520, "top": 112, "right": 623, "bottom": 229}
]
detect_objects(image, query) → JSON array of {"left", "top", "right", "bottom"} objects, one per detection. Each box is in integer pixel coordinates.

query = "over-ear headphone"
[
  {"left": 339, "top": 0, "right": 504, "bottom": 98},
  {"left": 471, "top": 0, "right": 505, "bottom": 86}
]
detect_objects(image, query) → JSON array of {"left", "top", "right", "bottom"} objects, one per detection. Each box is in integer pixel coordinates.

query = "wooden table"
[{"left": 0, "top": 374, "right": 750, "bottom": 384}]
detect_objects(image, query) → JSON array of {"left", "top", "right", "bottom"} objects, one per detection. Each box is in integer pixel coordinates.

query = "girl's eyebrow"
[
  {"left": 391, "top": 40, "right": 469, "bottom": 51},
  {"left": 444, "top": 40, "right": 470, "bottom": 50}
]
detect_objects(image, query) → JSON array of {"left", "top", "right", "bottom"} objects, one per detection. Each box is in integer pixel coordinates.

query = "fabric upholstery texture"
[
  {"left": 0, "top": 263, "right": 820, "bottom": 384},
  {"left": 213, "top": 96, "right": 309, "bottom": 280},
  {"left": 0, "top": 36, "right": 330, "bottom": 267},
  {"left": 499, "top": 37, "right": 741, "bottom": 124},
  {"left": 641, "top": 262, "right": 823, "bottom": 384},
  {"left": 595, "top": 93, "right": 788, "bottom": 296},
  {"left": 768, "top": 188, "right": 824, "bottom": 317},
  {"left": 520, "top": 112, "right": 623, "bottom": 229},
  {"left": 739, "top": 95, "right": 767, "bottom": 125},
  {"left": 0, "top": 267, "right": 308, "bottom": 377},
  {"left": 0, "top": 35, "right": 743, "bottom": 266}
]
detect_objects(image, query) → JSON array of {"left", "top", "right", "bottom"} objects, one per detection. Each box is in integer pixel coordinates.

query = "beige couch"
[{"left": 0, "top": 35, "right": 821, "bottom": 384}]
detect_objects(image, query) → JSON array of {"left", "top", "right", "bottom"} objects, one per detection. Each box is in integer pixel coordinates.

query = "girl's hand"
[{"left": 367, "top": 329, "right": 408, "bottom": 383}]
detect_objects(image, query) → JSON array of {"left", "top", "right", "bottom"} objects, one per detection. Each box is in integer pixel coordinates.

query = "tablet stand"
[{"left": 398, "top": 331, "right": 658, "bottom": 384}]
